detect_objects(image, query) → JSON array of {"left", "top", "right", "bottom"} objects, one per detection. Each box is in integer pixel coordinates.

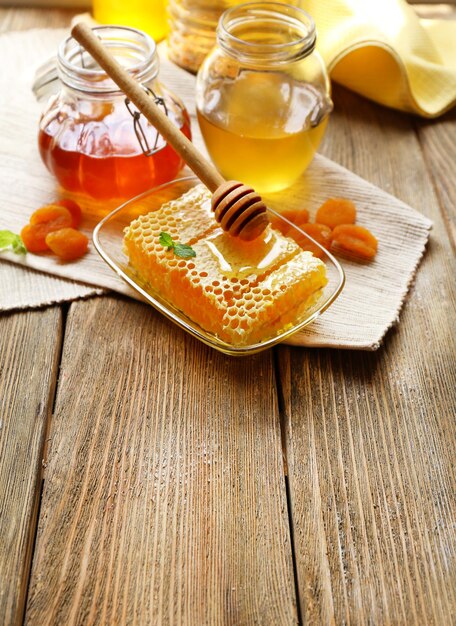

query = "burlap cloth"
[{"left": 0, "top": 28, "right": 432, "bottom": 350}]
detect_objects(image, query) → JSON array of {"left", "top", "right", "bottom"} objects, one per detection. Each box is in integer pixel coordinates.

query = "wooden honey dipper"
[{"left": 71, "top": 23, "right": 269, "bottom": 241}]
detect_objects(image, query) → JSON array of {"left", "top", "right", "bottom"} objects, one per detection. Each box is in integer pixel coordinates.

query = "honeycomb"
[{"left": 123, "top": 184, "right": 327, "bottom": 345}]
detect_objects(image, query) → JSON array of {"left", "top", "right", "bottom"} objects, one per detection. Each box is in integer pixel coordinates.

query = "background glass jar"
[
  {"left": 167, "top": 0, "right": 299, "bottom": 73},
  {"left": 93, "top": 0, "right": 169, "bottom": 42},
  {"left": 195, "top": 3, "right": 333, "bottom": 193},
  {"left": 36, "top": 26, "right": 191, "bottom": 200}
]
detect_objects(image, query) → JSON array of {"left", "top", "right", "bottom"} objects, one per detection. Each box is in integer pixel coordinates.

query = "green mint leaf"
[
  {"left": 159, "top": 232, "right": 196, "bottom": 259},
  {"left": 12, "top": 236, "right": 27, "bottom": 255},
  {"left": 159, "top": 232, "right": 175, "bottom": 249},
  {"left": 0, "top": 230, "right": 27, "bottom": 255},
  {"left": 0, "top": 230, "right": 17, "bottom": 248},
  {"left": 173, "top": 243, "right": 196, "bottom": 259}
]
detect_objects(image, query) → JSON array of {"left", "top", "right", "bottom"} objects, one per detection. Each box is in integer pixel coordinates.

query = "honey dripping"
[
  {"left": 197, "top": 72, "right": 328, "bottom": 194},
  {"left": 203, "top": 226, "right": 297, "bottom": 281},
  {"left": 39, "top": 100, "right": 191, "bottom": 200}
]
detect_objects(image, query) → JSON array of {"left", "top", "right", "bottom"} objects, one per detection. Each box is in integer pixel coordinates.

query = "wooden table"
[{"left": 1, "top": 7, "right": 455, "bottom": 626}]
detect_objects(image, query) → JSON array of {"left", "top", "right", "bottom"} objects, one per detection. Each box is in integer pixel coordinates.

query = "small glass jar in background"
[
  {"left": 196, "top": 2, "right": 333, "bottom": 193},
  {"left": 167, "top": 0, "right": 300, "bottom": 73},
  {"left": 93, "top": 0, "right": 169, "bottom": 42},
  {"left": 34, "top": 26, "right": 191, "bottom": 201}
]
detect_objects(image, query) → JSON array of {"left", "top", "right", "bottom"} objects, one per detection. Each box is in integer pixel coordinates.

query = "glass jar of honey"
[
  {"left": 168, "top": 0, "right": 299, "bottom": 73},
  {"left": 195, "top": 2, "right": 332, "bottom": 193},
  {"left": 168, "top": 0, "right": 227, "bottom": 73},
  {"left": 35, "top": 26, "right": 191, "bottom": 200}
]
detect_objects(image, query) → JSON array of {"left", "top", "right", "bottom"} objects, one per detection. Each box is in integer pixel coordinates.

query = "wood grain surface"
[
  {"left": 0, "top": 307, "right": 62, "bottom": 625},
  {"left": 25, "top": 297, "right": 297, "bottom": 625},
  {"left": 278, "top": 86, "right": 456, "bottom": 625},
  {"left": 415, "top": 110, "right": 456, "bottom": 250},
  {"left": 1, "top": 7, "right": 455, "bottom": 626}
]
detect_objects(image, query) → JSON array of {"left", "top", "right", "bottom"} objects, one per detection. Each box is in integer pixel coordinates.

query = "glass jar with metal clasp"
[{"left": 33, "top": 25, "right": 191, "bottom": 201}]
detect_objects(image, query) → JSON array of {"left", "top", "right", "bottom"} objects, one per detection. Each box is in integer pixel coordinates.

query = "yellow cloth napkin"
[{"left": 303, "top": 0, "right": 456, "bottom": 117}]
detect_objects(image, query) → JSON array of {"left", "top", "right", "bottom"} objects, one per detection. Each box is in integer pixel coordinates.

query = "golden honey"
[
  {"left": 197, "top": 107, "right": 328, "bottom": 194},
  {"left": 195, "top": 3, "right": 332, "bottom": 193}
]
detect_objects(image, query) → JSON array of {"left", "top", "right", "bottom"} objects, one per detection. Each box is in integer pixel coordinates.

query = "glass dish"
[{"left": 93, "top": 176, "right": 345, "bottom": 355}]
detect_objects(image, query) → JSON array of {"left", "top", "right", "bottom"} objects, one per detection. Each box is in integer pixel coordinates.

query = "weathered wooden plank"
[
  {"left": 279, "top": 86, "right": 456, "bottom": 624},
  {"left": 25, "top": 297, "right": 297, "bottom": 625},
  {"left": 0, "top": 307, "right": 62, "bottom": 625},
  {"left": 415, "top": 110, "right": 456, "bottom": 249}
]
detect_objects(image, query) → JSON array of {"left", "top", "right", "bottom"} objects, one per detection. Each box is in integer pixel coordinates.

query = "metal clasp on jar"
[{"left": 125, "top": 84, "right": 185, "bottom": 157}]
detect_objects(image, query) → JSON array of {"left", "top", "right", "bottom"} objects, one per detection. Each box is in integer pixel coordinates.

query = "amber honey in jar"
[
  {"left": 36, "top": 26, "right": 191, "bottom": 200},
  {"left": 196, "top": 3, "right": 332, "bottom": 193}
]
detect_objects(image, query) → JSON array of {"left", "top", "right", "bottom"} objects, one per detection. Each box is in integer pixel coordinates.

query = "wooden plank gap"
[
  {"left": 273, "top": 348, "right": 290, "bottom": 477},
  {"left": 20, "top": 303, "right": 70, "bottom": 622},
  {"left": 48, "top": 302, "right": 70, "bottom": 420},
  {"left": 20, "top": 477, "right": 45, "bottom": 625},
  {"left": 272, "top": 349, "right": 304, "bottom": 624},
  {"left": 284, "top": 475, "right": 304, "bottom": 626}
]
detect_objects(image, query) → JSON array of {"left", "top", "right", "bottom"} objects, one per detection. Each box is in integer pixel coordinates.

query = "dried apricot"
[
  {"left": 292, "top": 223, "right": 332, "bottom": 259},
  {"left": 55, "top": 199, "right": 82, "bottom": 228},
  {"left": 269, "top": 208, "right": 309, "bottom": 235},
  {"left": 45, "top": 228, "right": 88, "bottom": 261},
  {"left": 268, "top": 213, "right": 287, "bottom": 234},
  {"left": 281, "top": 208, "right": 309, "bottom": 226},
  {"left": 30, "top": 204, "right": 73, "bottom": 229},
  {"left": 20, "top": 223, "right": 52, "bottom": 253},
  {"left": 331, "top": 224, "right": 378, "bottom": 260},
  {"left": 22, "top": 205, "right": 74, "bottom": 253},
  {"left": 316, "top": 197, "right": 356, "bottom": 229}
]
